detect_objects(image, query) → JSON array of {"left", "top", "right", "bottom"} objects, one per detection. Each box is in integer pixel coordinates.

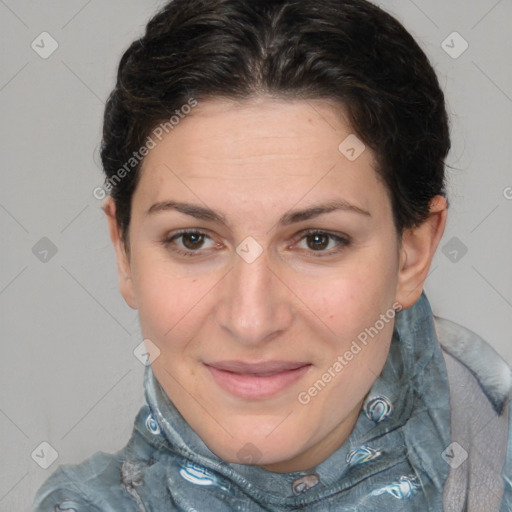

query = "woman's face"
[{"left": 107, "top": 97, "right": 415, "bottom": 472}]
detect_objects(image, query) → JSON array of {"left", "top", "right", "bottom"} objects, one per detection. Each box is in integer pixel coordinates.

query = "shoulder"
[
  {"left": 32, "top": 452, "right": 121, "bottom": 512},
  {"left": 31, "top": 450, "right": 130, "bottom": 511},
  {"left": 434, "top": 315, "right": 512, "bottom": 511},
  {"left": 31, "top": 404, "right": 188, "bottom": 512},
  {"left": 31, "top": 405, "right": 165, "bottom": 512},
  {"left": 433, "top": 315, "right": 512, "bottom": 414}
]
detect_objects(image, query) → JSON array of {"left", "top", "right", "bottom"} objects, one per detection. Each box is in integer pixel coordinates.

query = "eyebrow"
[{"left": 146, "top": 199, "right": 371, "bottom": 227}]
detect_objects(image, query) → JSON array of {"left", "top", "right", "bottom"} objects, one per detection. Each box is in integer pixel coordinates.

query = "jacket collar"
[{"left": 141, "top": 291, "right": 451, "bottom": 505}]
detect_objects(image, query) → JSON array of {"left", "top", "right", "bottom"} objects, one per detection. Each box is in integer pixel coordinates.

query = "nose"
[{"left": 216, "top": 245, "right": 294, "bottom": 346}]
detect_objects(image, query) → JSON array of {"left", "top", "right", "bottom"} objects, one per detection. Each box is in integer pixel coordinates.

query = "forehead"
[
  {"left": 133, "top": 97, "right": 389, "bottom": 220},
  {"left": 143, "top": 97, "right": 364, "bottom": 166}
]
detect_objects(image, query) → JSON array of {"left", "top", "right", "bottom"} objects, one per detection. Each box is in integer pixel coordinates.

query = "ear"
[
  {"left": 103, "top": 197, "right": 138, "bottom": 310},
  {"left": 395, "top": 195, "right": 448, "bottom": 309}
]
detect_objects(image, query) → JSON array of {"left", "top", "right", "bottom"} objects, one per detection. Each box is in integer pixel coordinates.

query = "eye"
[
  {"left": 161, "top": 229, "right": 217, "bottom": 257},
  {"left": 161, "top": 228, "right": 351, "bottom": 259},
  {"left": 294, "top": 230, "right": 350, "bottom": 257}
]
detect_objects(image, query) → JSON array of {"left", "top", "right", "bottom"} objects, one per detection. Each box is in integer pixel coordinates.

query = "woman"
[{"left": 32, "top": 0, "right": 512, "bottom": 510}]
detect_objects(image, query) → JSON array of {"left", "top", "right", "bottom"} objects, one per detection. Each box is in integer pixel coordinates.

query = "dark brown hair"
[{"left": 100, "top": 0, "right": 451, "bottom": 247}]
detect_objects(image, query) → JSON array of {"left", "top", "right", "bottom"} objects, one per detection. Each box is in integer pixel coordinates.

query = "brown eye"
[
  {"left": 295, "top": 230, "right": 351, "bottom": 257},
  {"left": 161, "top": 229, "right": 216, "bottom": 257},
  {"left": 306, "top": 233, "right": 330, "bottom": 251},
  {"left": 181, "top": 232, "right": 206, "bottom": 250}
]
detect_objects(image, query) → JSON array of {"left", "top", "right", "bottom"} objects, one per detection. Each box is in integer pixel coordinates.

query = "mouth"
[{"left": 204, "top": 360, "right": 312, "bottom": 399}]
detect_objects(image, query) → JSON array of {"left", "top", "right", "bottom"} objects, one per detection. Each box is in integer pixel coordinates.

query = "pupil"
[
  {"left": 183, "top": 233, "right": 204, "bottom": 250},
  {"left": 308, "top": 234, "right": 328, "bottom": 250}
]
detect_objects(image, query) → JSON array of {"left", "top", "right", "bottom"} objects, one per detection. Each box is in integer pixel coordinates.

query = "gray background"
[{"left": 0, "top": 0, "right": 511, "bottom": 510}]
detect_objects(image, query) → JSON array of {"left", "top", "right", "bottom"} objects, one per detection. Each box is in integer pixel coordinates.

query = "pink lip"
[{"left": 204, "top": 360, "right": 312, "bottom": 399}]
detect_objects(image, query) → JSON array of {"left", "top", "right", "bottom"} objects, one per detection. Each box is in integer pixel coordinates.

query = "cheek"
[
  {"left": 287, "top": 248, "right": 398, "bottom": 392},
  {"left": 130, "top": 253, "right": 195, "bottom": 342},
  {"left": 132, "top": 255, "right": 222, "bottom": 354},
  {"left": 295, "top": 258, "right": 397, "bottom": 335}
]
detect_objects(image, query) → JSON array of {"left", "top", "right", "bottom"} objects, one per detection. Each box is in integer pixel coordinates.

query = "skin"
[{"left": 104, "top": 96, "right": 447, "bottom": 473}]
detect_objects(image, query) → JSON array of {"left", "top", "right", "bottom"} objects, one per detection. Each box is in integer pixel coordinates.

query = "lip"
[{"left": 204, "top": 360, "right": 312, "bottom": 399}]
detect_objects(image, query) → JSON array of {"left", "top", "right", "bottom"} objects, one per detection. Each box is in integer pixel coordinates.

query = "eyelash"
[{"left": 160, "top": 229, "right": 351, "bottom": 259}]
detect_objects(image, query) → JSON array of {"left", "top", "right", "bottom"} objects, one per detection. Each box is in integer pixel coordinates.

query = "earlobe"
[
  {"left": 395, "top": 195, "right": 448, "bottom": 309},
  {"left": 103, "top": 197, "right": 138, "bottom": 310}
]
